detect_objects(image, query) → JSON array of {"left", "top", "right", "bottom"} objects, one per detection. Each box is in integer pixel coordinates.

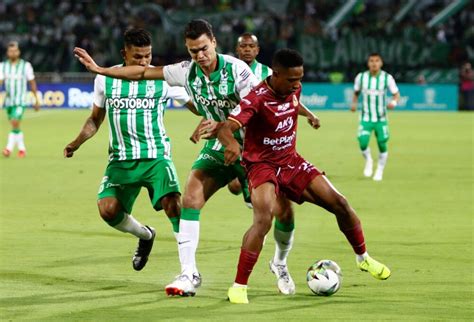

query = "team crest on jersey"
[
  {"left": 146, "top": 83, "right": 155, "bottom": 97},
  {"left": 293, "top": 95, "right": 298, "bottom": 107},
  {"left": 219, "top": 83, "right": 228, "bottom": 95}
]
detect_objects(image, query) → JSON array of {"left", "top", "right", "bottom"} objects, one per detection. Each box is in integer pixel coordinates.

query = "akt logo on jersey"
[{"left": 275, "top": 116, "right": 294, "bottom": 133}]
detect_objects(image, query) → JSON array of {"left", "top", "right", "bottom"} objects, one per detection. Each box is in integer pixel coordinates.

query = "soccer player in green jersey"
[
  {"left": 64, "top": 28, "right": 195, "bottom": 273},
  {"left": 74, "top": 19, "right": 298, "bottom": 297},
  {"left": 190, "top": 32, "right": 272, "bottom": 204},
  {"left": 351, "top": 53, "right": 399, "bottom": 181},
  {"left": 236, "top": 32, "right": 272, "bottom": 81},
  {"left": 0, "top": 41, "right": 40, "bottom": 158}
]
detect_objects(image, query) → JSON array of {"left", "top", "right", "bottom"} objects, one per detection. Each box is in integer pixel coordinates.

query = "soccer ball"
[{"left": 306, "top": 259, "right": 342, "bottom": 296}]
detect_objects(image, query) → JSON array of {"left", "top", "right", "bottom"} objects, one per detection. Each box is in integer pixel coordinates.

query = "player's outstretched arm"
[
  {"left": 299, "top": 103, "right": 320, "bottom": 129},
  {"left": 217, "top": 120, "right": 241, "bottom": 165},
  {"left": 64, "top": 105, "right": 106, "bottom": 158},
  {"left": 73, "top": 47, "right": 164, "bottom": 80}
]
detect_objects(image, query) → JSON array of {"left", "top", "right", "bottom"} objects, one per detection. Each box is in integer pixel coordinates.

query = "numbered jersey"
[
  {"left": 94, "top": 67, "right": 189, "bottom": 162},
  {"left": 354, "top": 70, "right": 398, "bottom": 122},
  {"left": 163, "top": 54, "right": 259, "bottom": 151},
  {"left": 0, "top": 59, "right": 35, "bottom": 107}
]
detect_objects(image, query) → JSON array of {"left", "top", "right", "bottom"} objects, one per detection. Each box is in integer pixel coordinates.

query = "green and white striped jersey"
[
  {"left": 354, "top": 70, "right": 398, "bottom": 122},
  {"left": 94, "top": 67, "right": 190, "bottom": 162},
  {"left": 163, "top": 54, "right": 259, "bottom": 151},
  {"left": 0, "top": 59, "right": 35, "bottom": 107},
  {"left": 250, "top": 60, "right": 272, "bottom": 82}
]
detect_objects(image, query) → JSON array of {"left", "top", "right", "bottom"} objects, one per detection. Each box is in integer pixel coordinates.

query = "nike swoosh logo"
[{"left": 178, "top": 240, "right": 191, "bottom": 245}]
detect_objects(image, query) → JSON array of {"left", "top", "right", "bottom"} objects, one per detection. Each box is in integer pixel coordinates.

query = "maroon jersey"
[{"left": 229, "top": 80, "right": 301, "bottom": 166}]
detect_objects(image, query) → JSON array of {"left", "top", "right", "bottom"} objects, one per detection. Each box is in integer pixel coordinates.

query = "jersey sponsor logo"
[
  {"left": 197, "top": 152, "right": 219, "bottom": 163},
  {"left": 364, "top": 89, "right": 385, "bottom": 95},
  {"left": 105, "top": 97, "right": 156, "bottom": 109},
  {"left": 278, "top": 102, "right": 291, "bottom": 111},
  {"left": 275, "top": 116, "right": 294, "bottom": 133},
  {"left": 263, "top": 101, "right": 295, "bottom": 116},
  {"left": 194, "top": 95, "right": 233, "bottom": 109},
  {"left": 263, "top": 131, "right": 295, "bottom": 151}
]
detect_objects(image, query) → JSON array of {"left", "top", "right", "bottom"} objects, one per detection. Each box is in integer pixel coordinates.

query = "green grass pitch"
[{"left": 0, "top": 109, "right": 472, "bottom": 321}]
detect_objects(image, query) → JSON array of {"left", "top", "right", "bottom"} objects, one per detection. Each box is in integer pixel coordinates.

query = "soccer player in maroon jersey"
[{"left": 217, "top": 48, "right": 391, "bottom": 304}]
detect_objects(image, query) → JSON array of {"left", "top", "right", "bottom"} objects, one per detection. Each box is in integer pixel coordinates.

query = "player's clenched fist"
[
  {"left": 63, "top": 142, "right": 79, "bottom": 158},
  {"left": 224, "top": 141, "right": 240, "bottom": 165}
]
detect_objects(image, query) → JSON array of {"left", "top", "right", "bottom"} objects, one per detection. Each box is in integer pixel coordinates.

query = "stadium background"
[
  {"left": 0, "top": 0, "right": 472, "bottom": 110},
  {"left": 0, "top": 0, "right": 473, "bottom": 321}
]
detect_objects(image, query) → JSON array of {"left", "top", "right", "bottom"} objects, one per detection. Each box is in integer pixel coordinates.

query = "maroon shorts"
[{"left": 245, "top": 154, "right": 323, "bottom": 204}]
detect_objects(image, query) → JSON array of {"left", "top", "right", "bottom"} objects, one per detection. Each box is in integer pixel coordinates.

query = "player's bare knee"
[
  {"left": 333, "top": 194, "right": 352, "bottom": 216},
  {"left": 98, "top": 198, "right": 121, "bottom": 221},
  {"left": 254, "top": 215, "right": 272, "bottom": 236},
  {"left": 182, "top": 192, "right": 204, "bottom": 209}
]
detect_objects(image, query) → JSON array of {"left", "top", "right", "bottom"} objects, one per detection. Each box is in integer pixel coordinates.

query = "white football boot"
[
  {"left": 269, "top": 261, "right": 296, "bottom": 295},
  {"left": 373, "top": 167, "right": 383, "bottom": 181},
  {"left": 363, "top": 159, "right": 373, "bottom": 177},
  {"left": 165, "top": 273, "right": 199, "bottom": 297}
]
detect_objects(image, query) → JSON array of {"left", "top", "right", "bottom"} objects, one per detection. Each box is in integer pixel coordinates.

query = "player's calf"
[{"left": 98, "top": 197, "right": 155, "bottom": 270}]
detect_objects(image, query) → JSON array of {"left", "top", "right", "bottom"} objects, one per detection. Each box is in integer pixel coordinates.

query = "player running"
[
  {"left": 0, "top": 41, "right": 40, "bottom": 158},
  {"left": 73, "top": 19, "right": 298, "bottom": 297},
  {"left": 64, "top": 28, "right": 195, "bottom": 273},
  {"left": 217, "top": 48, "right": 391, "bottom": 304},
  {"left": 351, "top": 53, "right": 400, "bottom": 181}
]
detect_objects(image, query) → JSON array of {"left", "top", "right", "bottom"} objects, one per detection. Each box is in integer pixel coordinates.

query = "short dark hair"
[
  {"left": 8, "top": 41, "right": 19, "bottom": 49},
  {"left": 123, "top": 28, "right": 152, "bottom": 48},
  {"left": 272, "top": 48, "right": 304, "bottom": 69},
  {"left": 184, "top": 19, "right": 214, "bottom": 40},
  {"left": 237, "top": 32, "right": 259, "bottom": 45},
  {"left": 368, "top": 52, "right": 383, "bottom": 61}
]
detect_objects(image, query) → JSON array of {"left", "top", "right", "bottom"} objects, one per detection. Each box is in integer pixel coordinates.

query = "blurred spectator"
[
  {"left": 417, "top": 74, "right": 427, "bottom": 85},
  {"left": 0, "top": 0, "right": 470, "bottom": 84},
  {"left": 459, "top": 62, "right": 474, "bottom": 110}
]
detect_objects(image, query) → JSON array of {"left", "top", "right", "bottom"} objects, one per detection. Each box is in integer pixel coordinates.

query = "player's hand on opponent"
[
  {"left": 73, "top": 47, "right": 100, "bottom": 74},
  {"left": 224, "top": 141, "right": 240, "bottom": 165},
  {"left": 63, "top": 142, "right": 79, "bottom": 158},
  {"left": 307, "top": 114, "right": 320, "bottom": 129},
  {"left": 350, "top": 102, "right": 357, "bottom": 112},
  {"left": 199, "top": 119, "right": 222, "bottom": 140}
]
